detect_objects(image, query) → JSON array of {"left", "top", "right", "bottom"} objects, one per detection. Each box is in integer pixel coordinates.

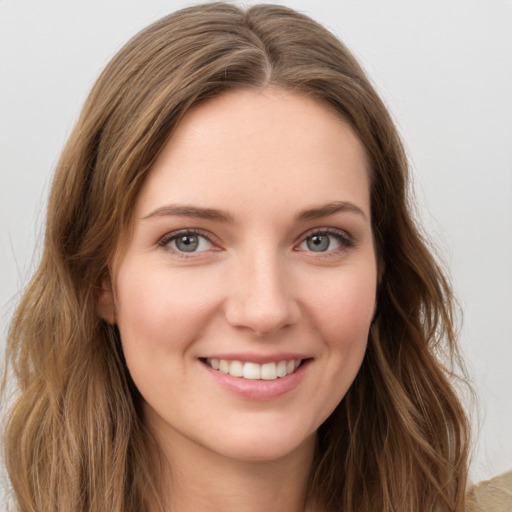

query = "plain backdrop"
[{"left": 1, "top": 0, "right": 511, "bottom": 490}]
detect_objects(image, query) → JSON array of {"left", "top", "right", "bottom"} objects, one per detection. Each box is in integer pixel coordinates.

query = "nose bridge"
[{"left": 225, "top": 243, "right": 298, "bottom": 335}]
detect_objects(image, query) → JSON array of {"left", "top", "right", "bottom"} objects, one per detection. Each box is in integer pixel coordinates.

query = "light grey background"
[{"left": 1, "top": 0, "right": 511, "bottom": 488}]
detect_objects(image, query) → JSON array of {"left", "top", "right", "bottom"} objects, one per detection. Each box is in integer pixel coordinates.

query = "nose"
[{"left": 224, "top": 248, "right": 300, "bottom": 336}]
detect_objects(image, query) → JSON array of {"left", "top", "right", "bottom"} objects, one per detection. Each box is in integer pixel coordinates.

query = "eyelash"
[
  {"left": 158, "top": 229, "right": 217, "bottom": 256},
  {"left": 296, "top": 228, "right": 355, "bottom": 254},
  {"left": 157, "top": 227, "right": 355, "bottom": 257}
]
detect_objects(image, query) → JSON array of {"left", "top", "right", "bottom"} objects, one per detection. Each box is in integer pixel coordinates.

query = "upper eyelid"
[
  {"left": 158, "top": 228, "right": 217, "bottom": 246},
  {"left": 297, "top": 226, "right": 353, "bottom": 242},
  {"left": 157, "top": 226, "right": 354, "bottom": 248}
]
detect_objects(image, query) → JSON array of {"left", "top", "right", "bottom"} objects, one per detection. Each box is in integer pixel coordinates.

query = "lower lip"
[{"left": 201, "top": 360, "right": 311, "bottom": 400}]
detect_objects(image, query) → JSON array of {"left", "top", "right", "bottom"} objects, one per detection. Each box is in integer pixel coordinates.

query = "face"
[{"left": 100, "top": 88, "right": 377, "bottom": 464}]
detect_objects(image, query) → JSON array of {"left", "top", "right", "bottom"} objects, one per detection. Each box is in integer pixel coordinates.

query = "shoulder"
[{"left": 466, "top": 471, "right": 512, "bottom": 512}]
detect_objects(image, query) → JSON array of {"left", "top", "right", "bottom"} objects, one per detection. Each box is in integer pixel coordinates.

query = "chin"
[{"left": 201, "top": 425, "right": 317, "bottom": 464}]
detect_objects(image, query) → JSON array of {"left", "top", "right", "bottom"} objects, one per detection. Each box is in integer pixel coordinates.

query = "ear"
[{"left": 97, "top": 273, "right": 116, "bottom": 324}]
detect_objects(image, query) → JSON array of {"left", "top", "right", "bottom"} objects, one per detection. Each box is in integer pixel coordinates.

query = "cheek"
[
  {"left": 116, "top": 258, "right": 230, "bottom": 367},
  {"left": 113, "top": 263, "right": 222, "bottom": 406},
  {"left": 307, "top": 266, "right": 377, "bottom": 346},
  {"left": 114, "top": 262, "right": 223, "bottom": 355},
  {"left": 298, "top": 266, "right": 376, "bottom": 426}
]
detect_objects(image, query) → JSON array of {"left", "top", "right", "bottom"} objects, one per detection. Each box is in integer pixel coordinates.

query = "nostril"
[
  {"left": 224, "top": 265, "right": 300, "bottom": 335},
  {"left": 225, "top": 304, "right": 300, "bottom": 337}
]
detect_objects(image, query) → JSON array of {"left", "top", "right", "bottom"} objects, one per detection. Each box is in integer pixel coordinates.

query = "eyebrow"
[
  {"left": 142, "top": 200, "right": 367, "bottom": 223},
  {"left": 142, "top": 205, "right": 234, "bottom": 222},
  {"left": 296, "top": 201, "right": 368, "bottom": 221}
]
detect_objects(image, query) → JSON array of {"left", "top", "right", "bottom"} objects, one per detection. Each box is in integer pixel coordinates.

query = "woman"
[{"left": 2, "top": 3, "right": 471, "bottom": 511}]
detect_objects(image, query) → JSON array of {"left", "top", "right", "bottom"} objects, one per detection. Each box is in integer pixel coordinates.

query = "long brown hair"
[{"left": 2, "top": 3, "right": 470, "bottom": 511}]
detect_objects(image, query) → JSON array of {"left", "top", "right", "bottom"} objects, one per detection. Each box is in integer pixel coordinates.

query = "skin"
[{"left": 99, "top": 87, "right": 378, "bottom": 512}]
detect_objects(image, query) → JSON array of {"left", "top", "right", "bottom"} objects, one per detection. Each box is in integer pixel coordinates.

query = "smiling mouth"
[{"left": 202, "top": 358, "right": 309, "bottom": 381}]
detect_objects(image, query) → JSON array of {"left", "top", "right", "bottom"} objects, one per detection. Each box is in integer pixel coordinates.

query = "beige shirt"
[{"left": 466, "top": 471, "right": 512, "bottom": 512}]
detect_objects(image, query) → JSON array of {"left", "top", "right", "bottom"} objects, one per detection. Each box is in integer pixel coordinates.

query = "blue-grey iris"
[
  {"left": 307, "top": 234, "right": 329, "bottom": 252},
  {"left": 176, "top": 235, "right": 199, "bottom": 252}
]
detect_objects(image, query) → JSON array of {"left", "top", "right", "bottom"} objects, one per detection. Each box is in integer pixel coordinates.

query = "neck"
[{"left": 147, "top": 426, "right": 317, "bottom": 512}]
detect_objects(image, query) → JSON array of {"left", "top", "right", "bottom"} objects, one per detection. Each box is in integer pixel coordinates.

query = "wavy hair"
[{"left": 2, "top": 3, "right": 470, "bottom": 511}]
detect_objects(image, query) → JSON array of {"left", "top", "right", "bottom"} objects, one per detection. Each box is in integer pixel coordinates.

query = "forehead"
[{"left": 135, "top": 87, "right": 370, "bottom": 221}]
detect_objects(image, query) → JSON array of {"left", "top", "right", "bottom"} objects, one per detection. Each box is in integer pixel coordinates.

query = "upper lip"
[{"left": 199, "top": 353, "right": 312, "bottom": 364}]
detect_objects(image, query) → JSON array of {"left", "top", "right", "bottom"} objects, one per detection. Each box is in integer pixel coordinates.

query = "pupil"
[
  {"left": 176, "top": 235, "right": 199, "bottom": 252},
  {"left": 307, "top": 234, "right": 329, "bottom": 252}
]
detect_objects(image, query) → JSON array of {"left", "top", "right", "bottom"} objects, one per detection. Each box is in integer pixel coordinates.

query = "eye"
[
  {"left": 159, "top": 230, "right": 214, "bottom": 254},
  {"left": 297, "top": 229, "right": 353, "bottom": 253}
]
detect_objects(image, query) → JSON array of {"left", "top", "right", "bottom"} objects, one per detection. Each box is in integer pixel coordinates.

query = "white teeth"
[
  {"left": 260, "top": 362, "right": 277, "bottom": 380},
  {"left": 219, "top": 359, "right": 229, "bottom": 374},
  {"left": 243, "top": 362, "right": 261, "bottom": 380},
  {"left": 229, "top": 360, "right": 243, "bottom": 377},
  {"left": 205, "top": 358, "right": 304, "bottom": 380},
  {"left": 276, "top": 360, "right": 287, "bottom": 377}
]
